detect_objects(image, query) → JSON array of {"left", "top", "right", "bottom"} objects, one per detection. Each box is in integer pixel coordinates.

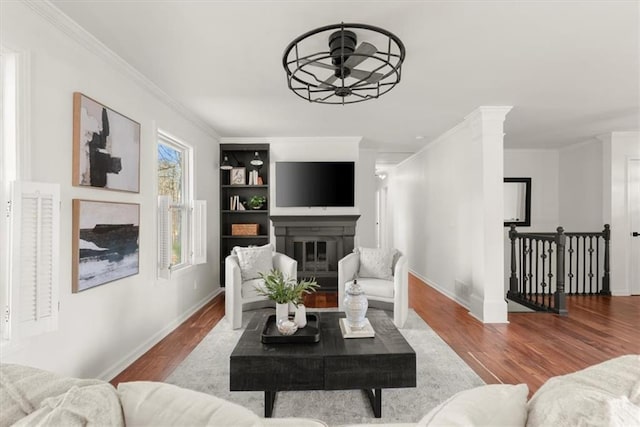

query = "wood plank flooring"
[{"left": 111, "top": 275, "right": 639, "bottom": 396}]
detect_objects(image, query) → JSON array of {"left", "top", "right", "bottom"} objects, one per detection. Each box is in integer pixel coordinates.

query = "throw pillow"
[
  {"left": 13, "top": 384, "right": 124, "bottom": 427},
  {"left": 0, "top": 363, "right": 105, "bottom": 427},
  {"left": 418, "top": 384, "right": 529, "bottom": 427},
  {"left": 234, "top": 245, "right": 274, "bottom": 281},
  {"left": 117, "top": 381, "right": 261, "bottom": 427},
  {"left": 356, "top": 247, "right": 397, "bottom": 280}
]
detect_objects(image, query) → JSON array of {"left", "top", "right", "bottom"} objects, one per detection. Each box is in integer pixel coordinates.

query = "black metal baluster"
[
  {"left": 523, "top": 238, "right": 528, "bottom": 297},
  {"left": 548, "top": 242, "right": 554, "bottom": 309},
  {"left": 596, "top": 236, "right": 600, "bottom": 294},
  {"left": 575, "top": 237, "right": 580, "bottom": 294},
  {"left": 588, "top": 236, "right": 594, "bottom": 295},
  {"left": 528, "top": 239, "right": 533, "bottom": 300},
  {"left": 535, "top": 239, "right": 539, "bottom": 305},
  {"left": 536, "top": 240, "right": 547, "bottom": 306},
  {"left": 568, "top": 236, "right": 574, "bottom": 295},
  {"left": 518, "top": 237, "right": 523, "bottom": 294},
  {"left": 582, "top": 236, "right": 587, "bottom": 295}
]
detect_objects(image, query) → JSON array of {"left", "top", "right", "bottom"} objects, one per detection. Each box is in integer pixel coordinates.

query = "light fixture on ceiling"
[
  {"left": 282, "top": 23, "right": 405, "bottom": 105},
  {"left": 249, "top": 151, "right": 264, "bottom": 169},
  {"left": 220, "top": 155, "right": 233, "bottom": 170}
]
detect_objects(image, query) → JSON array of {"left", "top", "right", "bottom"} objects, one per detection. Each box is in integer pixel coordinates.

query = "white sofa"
[{"left": 2, "top": 355, "right": 638, "bottom": 426}]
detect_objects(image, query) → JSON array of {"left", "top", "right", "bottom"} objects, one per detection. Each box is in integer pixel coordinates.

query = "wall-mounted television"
[{"left": 276, "top": 162, "right": 355, "bottom": 207}]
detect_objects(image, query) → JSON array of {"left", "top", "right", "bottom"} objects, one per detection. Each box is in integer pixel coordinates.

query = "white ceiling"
[{"left": 51, "top": 0, "right": 639, "bottom": 156}]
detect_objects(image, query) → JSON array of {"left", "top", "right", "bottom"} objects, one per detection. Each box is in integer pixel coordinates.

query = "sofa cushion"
[
  {"left": 346, "top": 278, "right": 394, "bottom": 299},
  {"left": 356, "top": 247, "right": 397, "bottom": 280},
  {"left": 0, "top": 363, "right": 105, "bottom": 427},
  {"left": 526, "top": 355, "right": 640, "bottom": 427},
  {"left": 418, "top": 383, "right": 529, "bottom": 427},
  {"left": 13, "top": 384, "right": 123, "bottom": 427},
  {"left": 234, "top": 245, "right": 274, "bottom": 281},
  {"left": 117, "top": 381, "right": 262, "bottom": 427}
]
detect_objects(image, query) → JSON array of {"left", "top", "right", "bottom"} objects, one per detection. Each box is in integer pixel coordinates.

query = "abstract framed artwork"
[
  {"left": 73, "top": 92, "right": 141, "bottom": 192},
  {"left": 72, "top": 200, "right": 140, "bottom": 293}
]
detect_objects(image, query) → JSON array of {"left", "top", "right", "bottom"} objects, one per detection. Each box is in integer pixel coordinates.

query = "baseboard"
[
  {"left": 97, "top": 288, "right": 223, "bottom": 381},
  {"left": 409, "top": 270, "right": 471, "bottom": 310}
]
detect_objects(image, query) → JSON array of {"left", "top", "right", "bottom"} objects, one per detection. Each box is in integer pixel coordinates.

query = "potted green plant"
[
  {"left": 255, "top": 269, "right": 318, "bottom": 324},
  {"left": 248, "top": 195, "right": 266, "bottom": 210}
]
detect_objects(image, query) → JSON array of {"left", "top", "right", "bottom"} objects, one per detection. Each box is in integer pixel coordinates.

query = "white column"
[{"left": 466, "top": 106, "right": 512, "bottom": 323}]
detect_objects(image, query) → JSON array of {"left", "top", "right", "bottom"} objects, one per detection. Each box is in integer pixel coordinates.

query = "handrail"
[{"left": 507, "top": 224, "right": 610, "bottom": 315}]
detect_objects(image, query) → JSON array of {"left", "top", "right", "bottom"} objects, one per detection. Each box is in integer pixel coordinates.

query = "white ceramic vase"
[
  {"left": 344, "top": 279, "right": 368, "bottom": 328},
  {"left": 275, "top": 302, "right": 289, "bottom": 324},
  {"left": 294, "top": 304, "right": 307, "bottom": 328}
]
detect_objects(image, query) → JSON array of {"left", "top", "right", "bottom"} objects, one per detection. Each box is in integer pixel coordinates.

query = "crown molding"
[{"left": 22, "top": 0, "right": 220, "bottom": 140}]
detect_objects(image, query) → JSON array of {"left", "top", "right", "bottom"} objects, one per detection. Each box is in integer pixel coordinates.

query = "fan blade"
[
  {"left": 320, "top": 75, "right": 338, "bottom": 88},
  {"left": 350, "top": 68, "right": 384, "bottom": 83},
  {"left": 302, "top": 59, "right": 336, "bottom": 71},
  {"left": 343, "top": 42, "right": 377, "bottom": 69}
]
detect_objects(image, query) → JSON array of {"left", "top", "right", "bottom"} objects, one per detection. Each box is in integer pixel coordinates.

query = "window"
[
  {"left": 158, "top": 135, "right": 189, "bottom": 268},
  {"left": 157, "top": 130, "right": 206, "bottom": 278},
  {"left": 2, "top": 47, "right": 58, "bottom": 341}
]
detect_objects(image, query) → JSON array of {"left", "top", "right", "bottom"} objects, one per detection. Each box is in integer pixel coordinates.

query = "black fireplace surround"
[{"left": 270, "top": 215, "right": 360, "bottom": 291}]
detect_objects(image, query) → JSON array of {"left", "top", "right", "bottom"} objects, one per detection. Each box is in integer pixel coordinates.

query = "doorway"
[{"left": 629, "top": 159, "right": 640, "bottom": 295}]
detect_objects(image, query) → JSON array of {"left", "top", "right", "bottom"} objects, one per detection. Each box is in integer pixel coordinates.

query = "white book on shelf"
[
  {"left": 237, "top": 196, "right": 245, "bottom": 210},
  {"left": 230, "top": 196, "right": 236, "bottom": 211}
]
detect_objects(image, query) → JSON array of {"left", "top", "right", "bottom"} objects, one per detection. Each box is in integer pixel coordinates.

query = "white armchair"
[
  {"left": 338, "top": 248, "right": 408, "bottom": 328},
  {"left": 225, "top": 248, "right": 297, "bottom": 330}
]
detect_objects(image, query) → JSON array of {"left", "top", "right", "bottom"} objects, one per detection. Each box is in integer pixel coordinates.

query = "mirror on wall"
[{"left": 504, "top": 177, "right": 531, "bottom": 227}]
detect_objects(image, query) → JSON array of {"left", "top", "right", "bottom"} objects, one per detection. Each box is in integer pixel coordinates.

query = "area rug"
[{"left": 165, "top": 309, "right": 484, "bottom": 426}]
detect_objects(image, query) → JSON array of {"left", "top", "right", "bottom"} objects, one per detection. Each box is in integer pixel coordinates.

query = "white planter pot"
[{"left": 276, "top": 303, "right": 289, "bottom": 324}]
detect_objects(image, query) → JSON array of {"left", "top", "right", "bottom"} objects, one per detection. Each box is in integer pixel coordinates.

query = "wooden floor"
[{"left": 111, "top": 276, "right": 639, "bottom": 395}]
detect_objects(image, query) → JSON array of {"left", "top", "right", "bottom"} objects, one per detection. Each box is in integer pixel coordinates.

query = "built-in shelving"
[{"left": 219, "top": 143, "right": 270, "bottom": 285}]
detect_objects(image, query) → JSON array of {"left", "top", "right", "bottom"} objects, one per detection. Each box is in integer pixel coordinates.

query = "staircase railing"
[{"left": 507, "top": 225, "right": 610, "bottom": 315}]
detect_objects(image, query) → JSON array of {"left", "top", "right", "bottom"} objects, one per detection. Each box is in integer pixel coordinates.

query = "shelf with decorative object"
[{"left": 220, "top": 143, "right": 270, "bottom": 285}]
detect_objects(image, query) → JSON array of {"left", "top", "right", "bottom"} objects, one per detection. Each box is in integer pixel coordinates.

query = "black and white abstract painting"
[
  {"left": 72, "top": 200, "right": 140, "bottom": 292},
  {"left": 73, "top": 93, "right": 140, "bottom": 192}
]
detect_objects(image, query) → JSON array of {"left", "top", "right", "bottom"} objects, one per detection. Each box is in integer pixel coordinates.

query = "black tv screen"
[{"left": 276, "top": 162, "right": 355, "bottom": 207}]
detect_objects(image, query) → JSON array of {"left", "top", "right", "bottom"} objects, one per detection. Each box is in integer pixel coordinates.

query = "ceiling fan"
[
  {"left": 282, "top": 23, "right": 405, "bottom": 104},
  {"left": 303, "top": 30, "right": 385, "bottom": 93}
]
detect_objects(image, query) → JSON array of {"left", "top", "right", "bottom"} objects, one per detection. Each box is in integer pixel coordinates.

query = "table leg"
[
  {"left": 364, "top": 388, "right": 382, "bottom": 418},
  {"left": 264, "top": 391, "right": 277, "bottom": 418}
]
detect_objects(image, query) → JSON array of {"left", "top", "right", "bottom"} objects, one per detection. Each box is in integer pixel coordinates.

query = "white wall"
[
  {"left": 559, "top": 140, "right": 603, "bottom": 231},
  {"left": 220, "top": 137, "right": 378, "bottom": 249},
  {"left": 0, "top": 2, "right": 220, "bottom": 379},
  {"left": 601, "top": 131, "right": 640, "bottom": 295},
  {"left": 389, "top": 107, "right": 510, "bottom": 323}
]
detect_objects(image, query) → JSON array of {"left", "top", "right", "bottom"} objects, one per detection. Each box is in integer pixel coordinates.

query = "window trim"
[{"left": 157, "top": 129, "right": 194, "bottom": 272}]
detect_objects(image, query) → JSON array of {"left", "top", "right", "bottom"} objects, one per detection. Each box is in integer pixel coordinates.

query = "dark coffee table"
[{"left": 229, "top": 309, "right": 416, "bottom": 418}]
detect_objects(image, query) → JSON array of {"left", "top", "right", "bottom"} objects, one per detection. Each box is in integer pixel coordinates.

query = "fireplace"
[{"left": 270, "top": 215, "right": 360, "bottom": 291}]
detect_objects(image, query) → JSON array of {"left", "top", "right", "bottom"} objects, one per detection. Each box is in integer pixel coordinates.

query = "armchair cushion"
[
  {"left": 347, "top": 278, "right": 395, "bottom": 299},
  {"left": 241, "top": 278, "right": 267, "bottom": 300},
  {"left": 233, "top": 245, "right": 273, "bottom": 281},
  {"left": 356, "top": 247, "right": 397, "bottom": 280}
]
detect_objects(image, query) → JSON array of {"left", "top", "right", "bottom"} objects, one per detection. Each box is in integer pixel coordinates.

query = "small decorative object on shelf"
[
  {"left": 344, "top": 279, "right": 368, "bottom": 328},
  {"left": 231, "top": 223, "right": 258, "bottom": 236},
  {"left": 248, "top": 195, "right": 266, "bottom": 210}
]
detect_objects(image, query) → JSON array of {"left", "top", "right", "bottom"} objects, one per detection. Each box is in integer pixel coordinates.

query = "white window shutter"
[
  {"left": 191, "top": 200, "right": 207, "bottom": 265},
  {"left": 157, "top": 195, "right": 172, "bottom": 279},
  {"left": 7, "top": 181, "right": 60, "bottom": 340}
]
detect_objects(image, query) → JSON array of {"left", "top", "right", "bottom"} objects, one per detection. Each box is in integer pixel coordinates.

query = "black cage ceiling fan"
[{"left": 282, "top": 23, "right": 406, "bottom": 105}]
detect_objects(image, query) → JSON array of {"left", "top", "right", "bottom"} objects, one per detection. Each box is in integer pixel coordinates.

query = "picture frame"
[
  {"left": 72, "top": 200, "right": 140, "bottom": 293},
  {"left": 230, "top": 167, "right": 246, "bottom": 185},
  {"left": 73, "top": 92, "right": 141, "bottom": 193}
]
